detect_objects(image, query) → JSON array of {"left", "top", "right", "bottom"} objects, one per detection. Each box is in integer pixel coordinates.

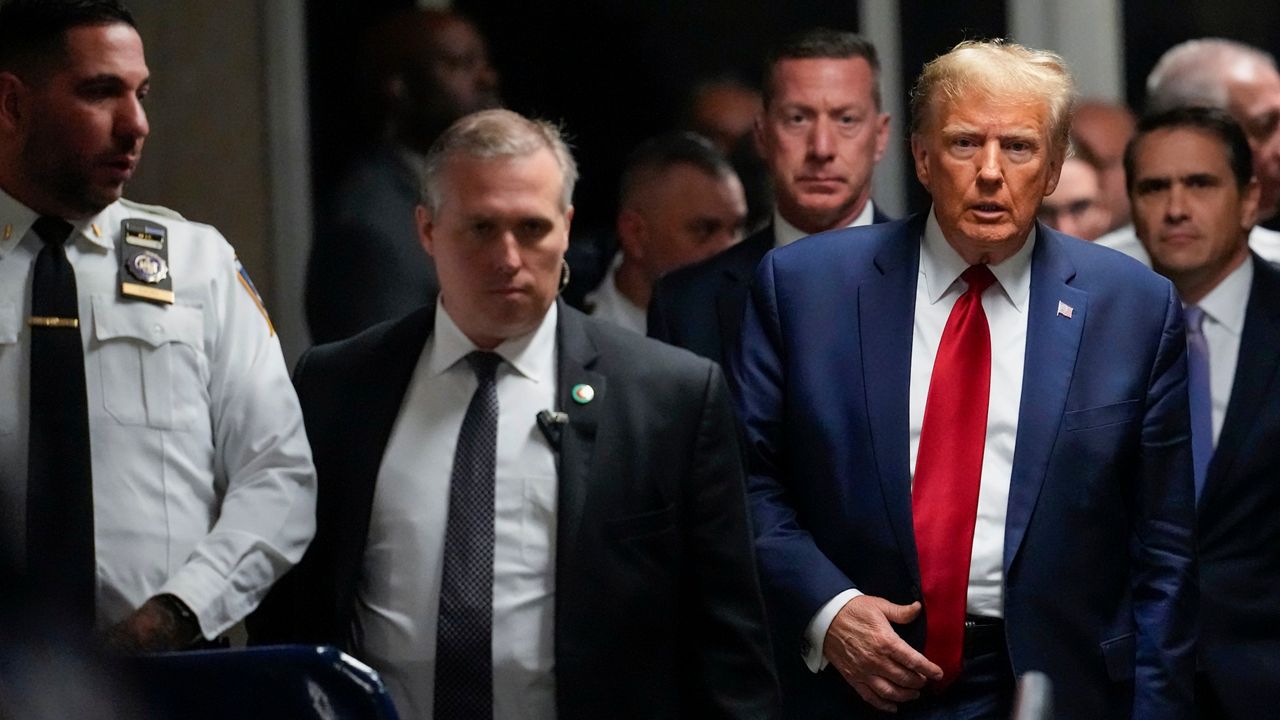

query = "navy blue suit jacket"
[
  {"left": 1197, "top": 254, "right": 1280, "bottom": 716},
  {"left": 648, "top": 206, "right": 891, "bottom": 365},
  {"left": 731, "top": 214, "right": 1197, "bottom": 719}
]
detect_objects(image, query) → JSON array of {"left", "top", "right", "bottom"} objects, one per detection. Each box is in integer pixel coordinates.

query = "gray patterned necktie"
[{"left": 435, "top": 351, "right": 502, "bottom": 720}]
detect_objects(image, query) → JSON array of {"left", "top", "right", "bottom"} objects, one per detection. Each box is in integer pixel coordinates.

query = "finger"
[
  {"left": 879, "top": 599, "right": 923, "bottom": 625},
  {"left": 864, "top": 674, "right": 922, "bottom": 703},
  {"left": 874, "top": 658, "right": 929, "bottom": 690},
  {"left": 853, "top": 682, "right": 899, "bottom": 713},
  {"left": 882, "top": 634, "right": 945, "bottom": 680}
]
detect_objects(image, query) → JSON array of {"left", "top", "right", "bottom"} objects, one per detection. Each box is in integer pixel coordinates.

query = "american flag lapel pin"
[{"left": 1057, "top": 300, "right": 1074, "bottom": 319}]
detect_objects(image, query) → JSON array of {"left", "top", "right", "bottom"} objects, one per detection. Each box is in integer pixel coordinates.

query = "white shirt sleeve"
[
  {"left": 158, "top": 237, "right": 316, "bottom": 638},
  {"left": 802, "top": 588, "right": 863, "bottom": 672}
]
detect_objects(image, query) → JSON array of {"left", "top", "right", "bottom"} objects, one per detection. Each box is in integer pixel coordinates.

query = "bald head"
[
  {"left": 361, "top": 9, "right": 501, "bottom": 153},
  {"left": 1146, "top": 39, "right": 1280, "bottom": 219},
  {"left": 1071, "top": 100, "right": 1135, "bottom": 230}
]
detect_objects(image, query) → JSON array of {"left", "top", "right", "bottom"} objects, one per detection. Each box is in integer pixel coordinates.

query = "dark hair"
[
  {"left": 618, "top": 131, "right": 736, "bottom": 207},
  {"left": 1124, "top": 106, "right": 1254, "bottom": 192},
  {"left": 0, "top": 0, "right": 136, "bottom": 75},
  {"left": 763, "top": 28, "right": 880, "bottom": 110}
]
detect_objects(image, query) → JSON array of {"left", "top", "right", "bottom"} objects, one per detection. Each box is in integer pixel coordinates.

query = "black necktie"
[
  {"left": 26, "top": 216, "right": 95, "bottom": 632},
  {"left": 435, "top": 351, "right": 501, "bottom": 720}
]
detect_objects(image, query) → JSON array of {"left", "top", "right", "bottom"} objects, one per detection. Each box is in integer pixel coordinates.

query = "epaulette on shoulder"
[{"left": 118, "top": 198, "right": 187, "bottom": 222}]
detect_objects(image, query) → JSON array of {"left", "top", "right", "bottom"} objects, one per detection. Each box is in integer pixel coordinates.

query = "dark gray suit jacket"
[
  {"left": 306, "top": 145, "right": 439, "bottom": 344},
  {"left": 249, "top": 300, "right": 780, "bottom": 719},
  {"left": 1197, "top": 254, "right": 1280, "bottom": 717}
]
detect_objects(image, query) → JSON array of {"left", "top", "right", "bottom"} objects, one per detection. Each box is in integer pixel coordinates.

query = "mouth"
[
  {"left": 969, "top": 202, "right": 1008, "bottom": 220},
  {"left": 795, "top": 175, "right": 847, "bottom": 192},
  {"left": 100, "top": 156, "right": 138, "bottom": 182}
]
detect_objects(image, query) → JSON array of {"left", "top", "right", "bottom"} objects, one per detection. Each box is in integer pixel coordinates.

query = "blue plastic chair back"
[{"left": 132, "top": 644, "right": 399, "bottom": 720}]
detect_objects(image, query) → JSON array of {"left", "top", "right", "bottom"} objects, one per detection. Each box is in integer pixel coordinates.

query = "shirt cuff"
[{"left": 802, "top": 588, "right": 863, "bottom": 672}]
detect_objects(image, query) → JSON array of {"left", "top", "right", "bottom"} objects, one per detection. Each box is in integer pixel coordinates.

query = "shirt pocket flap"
[{"left": 92, "top": 295, "right": 202, "bottom": 349}]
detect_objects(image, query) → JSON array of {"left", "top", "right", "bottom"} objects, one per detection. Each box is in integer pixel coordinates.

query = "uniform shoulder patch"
[{"left": 235, "top": 257, "right": 275, "bottom": 336}]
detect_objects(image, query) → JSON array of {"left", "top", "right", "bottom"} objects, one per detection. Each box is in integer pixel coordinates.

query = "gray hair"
[
  {"left": 1146, "top": 39, "right": 1279, "bottom": 114},
  {"left": 420, "top": 108, "right": 578, "bottom": 214}
]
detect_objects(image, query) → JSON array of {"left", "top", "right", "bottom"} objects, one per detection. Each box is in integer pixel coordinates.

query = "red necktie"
[{"left": 912, "top": 264, "right": 996, "bottom": 685}]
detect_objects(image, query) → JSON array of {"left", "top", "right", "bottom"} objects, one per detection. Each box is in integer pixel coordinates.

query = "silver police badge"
[{"left": 127, "top": 250, "right": 169, "bottom": 284}]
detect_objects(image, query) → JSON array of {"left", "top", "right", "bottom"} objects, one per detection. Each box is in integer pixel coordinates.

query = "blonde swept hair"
[
  {"left": 420, "top": 108, "right": 579, "bottom": 214},
  {"left": 909, "top": 39, "right": 1076, "bottom": 156}
]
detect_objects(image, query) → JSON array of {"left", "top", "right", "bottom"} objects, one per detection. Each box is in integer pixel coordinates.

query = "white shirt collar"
[
  {"left": 920, "top": 208, "right": 1035, "bottom": 313},
  {"left": 427, "top": 297, "right": 558, "bottom": 383},
  {"left": 1194, "top": 253, "right": 1253, "bottom": 337},
  {"left": 773, "top": 200, "right": 876, "bottom": 248},
  {"left": 0, "top": 186, "right": 116, "bottom": 257}
]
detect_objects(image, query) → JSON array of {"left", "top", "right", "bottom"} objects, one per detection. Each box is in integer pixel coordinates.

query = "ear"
[
  {"left": 415, "top": 204, "right": 435, "bottom": 257},
  {"left": 752, "top": 111, "right": 768, "bottom": 158},
  {"left": 873, "top": 112, "right": 891, "bottom": 163},
  {"left": 0, "top": 72, "right": 27, "bottom": 133},
  {"left": 1240, "top": 177, "right": 1262, "bottom": 233},
  {"left": 615, "top": 208, "right": 647, "bottom": 261},
  {"left": 910, "top": 133, "right": 931, "bottom": 191},
  {"left": 1042, "top": 148, "right": 1065, "bottom": 198}
]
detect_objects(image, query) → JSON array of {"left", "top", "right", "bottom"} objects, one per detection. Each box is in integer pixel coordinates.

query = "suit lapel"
[
  {"left": 1004, "top": 227, "right": 1086, "bottom": 571},
  {"left": 554, "top": 302, "right": 606, "bottom": 556},
  {"left": 1206, "top": 255, "right": 1280, "bottom": 497},
  {"left": 860, "top": 216, "right": 926, "bottom": 579},
  {"left": 715, "top": 226, "right": 774, "bottom": 357}
]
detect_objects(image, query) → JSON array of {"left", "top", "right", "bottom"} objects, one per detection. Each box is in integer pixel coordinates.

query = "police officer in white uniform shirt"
[{"left": 0, "top": 0, "right": 315, "bottom": 651}]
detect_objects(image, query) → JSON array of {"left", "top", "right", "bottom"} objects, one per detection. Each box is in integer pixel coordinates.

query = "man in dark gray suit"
[
  {"left": 306, "top": 8, "right": 500, "bottom": 344},
  {"left": 252, "top": 109, "right": 778, "bottom": 720},
  {"left": 1128, "top": 106, "right": 1280, "bottom": 719}
]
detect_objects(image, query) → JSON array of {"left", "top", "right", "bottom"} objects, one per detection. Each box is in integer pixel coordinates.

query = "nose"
[
  {"left": 1165, "top": 183, "right": 1190, "bottom": 223},
  {"left": 493, "top": 232, "right": 521, "bottom": 274},
  {"left": 977, "top": 140, "right": 1002, "bottom": 185},
  {"left": 808, "top": 115, "right": 836, "bottom": 162},
  {"left": 116, "top": 94, "right": 149, "bottom": 146}
]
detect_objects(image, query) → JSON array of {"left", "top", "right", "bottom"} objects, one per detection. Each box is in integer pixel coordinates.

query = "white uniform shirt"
[
  {"left": 0, "top": 189, "right": 316, "bottom": 637},
  {"left": 804, "top": 210, "right": 1031, "bottom": 669},
  {"left": 1194, "top": 255, "right": 1252, "bottom": 446},
  {"left": 353, "top": 300, "right": 558, "bottom": 720},
  {"left": 583, "top": 252, "right": 646, "bottom": 335}
]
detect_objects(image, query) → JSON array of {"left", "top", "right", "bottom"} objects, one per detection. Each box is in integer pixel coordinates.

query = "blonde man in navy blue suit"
[
  {"left": 733, "top": 41, "right": 1196, "bottom": 718},
  {"left": 1128, "top": 106, "right": 1280, "bottom": 719},
  {"left": 251, "top": 109, "right": 779, "bottom": 720}
]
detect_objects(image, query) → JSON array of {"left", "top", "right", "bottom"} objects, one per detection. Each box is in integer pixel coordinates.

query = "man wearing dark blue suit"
[
  {"left": 733, "top": 40, "right": 1197, "bottom": 718},
  {"left": 1128, "top": 106, "right": 1280, "bottom": 720},
  {"left": 648, "top": 28, "right": 891, "bottom": 364}
]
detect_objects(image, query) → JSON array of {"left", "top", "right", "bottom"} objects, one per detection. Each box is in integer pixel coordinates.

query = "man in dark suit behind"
[
  {"left": 251, "top": 109, "right": 778, "bottom": 720},
  {"left": 733, "top": 40, "right": 1197, "bottom": 718},
  {"left": 648, "top": 28, "right": 891, "bottom": 364},
  {"left": 1128, "top": 106, "right": 1280, "bottom": 719},
  {"left": 306, "top": 8, "right": 500, "bottom": 344}
]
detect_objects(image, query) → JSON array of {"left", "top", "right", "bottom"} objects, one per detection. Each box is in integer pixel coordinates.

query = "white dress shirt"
[
  {"left": 804, "top": 209, "right": 1031, "bottom": 670},
  {"left": 0, "top": 189, "right": 316, "bottom": 637},
  {"left": 583, "top": 252, "right": 646, "bottom": 335},
  {"left": 1096, "top": 223, "right": 1280, "bottom": 267},
  {"left": 1194, "top": 255, "right": 1252, "bottom": 446},
  {"left": 353, "top": 300, "right": 559, "bottom": 720},
  {"left": 773, "top": 200, "right": 877, "bottom": 248}
]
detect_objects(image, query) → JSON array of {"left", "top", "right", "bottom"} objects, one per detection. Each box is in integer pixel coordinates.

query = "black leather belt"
[{"left": 963, "top": 614, "right": 1005, "bottom": 658}]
